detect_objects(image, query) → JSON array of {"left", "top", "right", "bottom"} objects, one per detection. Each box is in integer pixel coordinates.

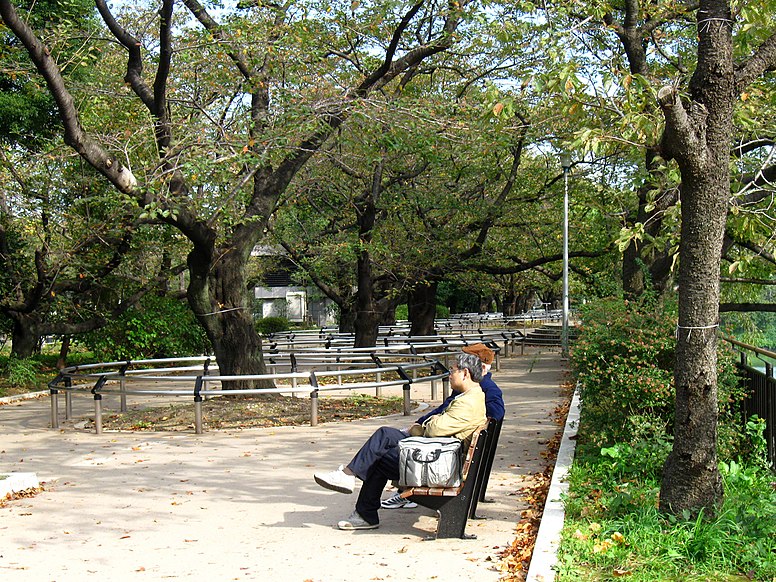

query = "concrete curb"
[
  {"left": 525, "top": 385, "right": 581, "bottom": 582},
  {"left": 0, "top": 390, "right": 48, "bottom": 405},
  {"left": 0, "top": 472, "right": 40, "bottom": 497}
]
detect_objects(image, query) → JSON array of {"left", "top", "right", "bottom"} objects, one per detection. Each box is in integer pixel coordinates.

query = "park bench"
[{"left": 399, "top": 417, "right": 501, "bottom": 539}]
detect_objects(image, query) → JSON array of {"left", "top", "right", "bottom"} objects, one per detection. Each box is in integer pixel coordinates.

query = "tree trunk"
[
  {"left": 408, "top": 280, "right": 438, "bottom": 336},
  {"left": 338, "top": 301, "right": 357, "bottom": 333},
  {"left": 57, "top": 335, "right": 71, "bottom": 369},
  {"left": 354, "top": 250, "right": 379, "bottom": 347},
  {"left": 478, "top": 295, "right": 493, "bottom": 313},
  {"left": 658, "top": 0, "right": 733, "bottom": 515},
  {"left": 187, "top": 242, "right": 269, "bottom": 389},
  {"left": 621, "top": 171, "right": 676, "bottom": 299},
  {"left": 10, "top": 313, "right": 40, "bottom": 358}
]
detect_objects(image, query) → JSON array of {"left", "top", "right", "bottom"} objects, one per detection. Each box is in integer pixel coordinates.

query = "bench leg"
[
  {"left": 411, "top": 494, "right": 476, "bottom": 539},
  {"left": 437, "top": 494, "right": 476, "bottom": 539}
]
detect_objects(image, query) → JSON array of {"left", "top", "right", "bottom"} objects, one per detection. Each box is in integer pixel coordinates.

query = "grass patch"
[{"left": 556, "top": 440, "right": 776, "bottom": 581}]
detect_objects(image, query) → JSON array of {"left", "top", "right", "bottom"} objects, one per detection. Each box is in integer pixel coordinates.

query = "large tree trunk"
[
  {"left": 187, "top": 242, "right": 269, "bottom": 389},
  {"left": 338, "top": 301, "right": 357, "bottom": 333},
  {"left": 658, "top": 0, "right": 733, "bottom": 515},
  {"left": 354, "top": 250, "right": 379, "bottom": 347},
  {"left": 408, "top": 280, "right": 438, "bottom": 336},
  {"left": 10, "top": 313, "right": 40, "bottom": 358}
]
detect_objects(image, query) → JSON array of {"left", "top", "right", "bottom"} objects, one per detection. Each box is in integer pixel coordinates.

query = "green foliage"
[
  {"left": 255, "top": 316, "right": 291, "bottom": 335},
  {"left": 392, "top": 304, "right": 448, "bottom": 321},
  {"left": 561, "top": 296, "right": 774, "bottom": 580},
  {"left": 558, "top": 442, "right": 776, "bottom": 581},
  {"left": 571, "top": 297, "right": 747, "bottom": 454},
  {"left": 3, "top": 356, "right": 39, "bottom": 388},
  {"left": 81, "top": 295, "right": 210, "bottom": 361},
  {"left": 571, "top": 297, "right": 677, "bottom": 445},
  {"left": 0, "top": 0, "right": 99, "bottom": 144}
]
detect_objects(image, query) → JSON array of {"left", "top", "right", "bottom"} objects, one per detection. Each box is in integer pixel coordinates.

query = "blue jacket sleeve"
[{"left": 481, "top": 373, "right": 505, "bottom": 421}]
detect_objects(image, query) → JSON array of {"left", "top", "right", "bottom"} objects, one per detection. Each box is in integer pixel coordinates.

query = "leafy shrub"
[
  {"left": 393, "top": 304, "right": 449, "bottom": 321},
  {"left": 571, "top": 297, "right": 677, "bottom": 445},
  {"left": 560, "top": 435, "right": 776, "bottom": 581},
  {"left": 81, "top": 295, "right": 211, "bottom": 360},
  {"left": 571, "top": 297, "right": 746, "bottom": 455},
  {"left": 436, "top": 304, "right": 450, "bottom": 318},
  {"left": 4, "top": 356, "right": 39, "bottom": 388},
  {"left": 255, "top": 316, "right": 290, "bottom": 335}
]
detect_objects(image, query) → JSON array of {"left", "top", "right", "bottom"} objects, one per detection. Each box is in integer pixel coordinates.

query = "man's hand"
[{"left": 408, "top": 423, "right": 424, "bottom": 437}]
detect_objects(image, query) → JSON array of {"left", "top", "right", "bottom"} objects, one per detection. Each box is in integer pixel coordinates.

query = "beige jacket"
[{"left": 409, "top": 387, "right": 486, "bottom": 446}]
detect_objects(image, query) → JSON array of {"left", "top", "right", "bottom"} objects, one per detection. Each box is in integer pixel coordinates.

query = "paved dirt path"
[{"left": 0, "top": 348, "right": 566, "bottom": 582}]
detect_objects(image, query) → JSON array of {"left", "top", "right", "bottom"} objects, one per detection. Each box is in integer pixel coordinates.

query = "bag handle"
[{"left": 412, "top": 449, "right": 442, "bottom": 463}]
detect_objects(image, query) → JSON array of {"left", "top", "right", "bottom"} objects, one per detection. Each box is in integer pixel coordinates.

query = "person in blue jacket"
[{"left": 380, "top": 342, "right": 505, "bottom": 509}]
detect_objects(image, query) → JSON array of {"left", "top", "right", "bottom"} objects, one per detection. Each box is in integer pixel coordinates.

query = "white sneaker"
[
  {"left": 381, "top": 492, "right": 418, "bottom": 509},
  {"left": 314, "top": 465, "right": 355, "bottom": 494},
  {"left": 338, "top": 510, "right": 379, "bottom": 530}
]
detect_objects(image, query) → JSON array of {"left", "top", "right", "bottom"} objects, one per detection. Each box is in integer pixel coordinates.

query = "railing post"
[
  {"left": 119, "top": 361, "right": 130, "bottom": 413},
  {"left": 94, "top": 394, "right": 103, "bottom": 434},
  {"left": 371, "top": 354, "right": 384, "bottom": 398},
  {"left": 50, "top": 388, "right": 59, "bottom": 429},
  {"left": 92, "top": 376, "right": 107, "bottom": 435},
  {"left": 64, "top": 376, "right": 73, "bottom": 420},
  {"left": 397, "top": 366, "right": 412, "bottom": 416},
  {"left": 310, "top": 373, "right": 319, "bottom": 426},
  {"left": 194, "top": 376, "right": 204, "bottom": 434}
]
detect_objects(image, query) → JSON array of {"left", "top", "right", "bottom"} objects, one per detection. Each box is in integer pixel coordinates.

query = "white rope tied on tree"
[
  {"left": 675, "top": 323, "right": 720, "bottom": 341},
  {"left": 697, "top": 17, "right": 733, "bottom": 33},
  {"left": 196, "top": 306, "right": 247, "bottom": 317}
]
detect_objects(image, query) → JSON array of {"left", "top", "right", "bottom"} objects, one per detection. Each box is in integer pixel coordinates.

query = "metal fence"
[
  {"left": 723, "top": 336, "right": 776, "bottom": 469},
  {"left": 47, "top": 321, "right": 563, "bottom": 436}
]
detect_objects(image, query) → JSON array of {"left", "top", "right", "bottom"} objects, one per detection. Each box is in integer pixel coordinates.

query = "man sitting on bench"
[
  {"left": 313, "top": 351, "right": 487, "bottom": 530},
  {"left": 381, "top": 342, "right": 504, "bottom": 510}
]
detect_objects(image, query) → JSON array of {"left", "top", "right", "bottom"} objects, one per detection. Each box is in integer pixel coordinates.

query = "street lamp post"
[{"left": 560, "top": 152, "right": 572, "bottom": 358}]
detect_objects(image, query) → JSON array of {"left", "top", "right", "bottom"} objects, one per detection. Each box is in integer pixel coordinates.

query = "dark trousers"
[{"left": 347, "top": 426, "right": 405, "bottom": 525}]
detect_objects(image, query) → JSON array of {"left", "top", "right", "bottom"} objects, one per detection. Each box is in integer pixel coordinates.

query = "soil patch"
[{"left": 99, "top": 394, "right": 410, "bottom": 431}]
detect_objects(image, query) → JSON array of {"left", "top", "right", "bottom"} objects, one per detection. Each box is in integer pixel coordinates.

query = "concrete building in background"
[{"left": 252, "top": 246, "right": 336, "bottom": 327}]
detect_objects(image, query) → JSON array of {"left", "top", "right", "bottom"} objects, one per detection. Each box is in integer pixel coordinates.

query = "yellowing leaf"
[
  {"left": 593, "top": 540, "right": 613, "bottom": 553},
  {"left": 611, "top": 531, "right": 625, "bottom": 544},
  {"left": 573, "top": 529, "right": 589, "bottom": 541}
]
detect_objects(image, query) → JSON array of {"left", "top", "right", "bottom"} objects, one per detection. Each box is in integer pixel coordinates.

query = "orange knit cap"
[{"left": 462, "top": 342, "right": 494, "bottom": 365}]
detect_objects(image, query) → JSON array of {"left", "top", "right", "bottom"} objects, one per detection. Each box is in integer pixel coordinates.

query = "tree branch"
[
  {"left": 735, "top": 32, "right": 776, "bottom": 91},
  {"left": 0, "top": 0, "right": 138, "bottom": 192}
]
